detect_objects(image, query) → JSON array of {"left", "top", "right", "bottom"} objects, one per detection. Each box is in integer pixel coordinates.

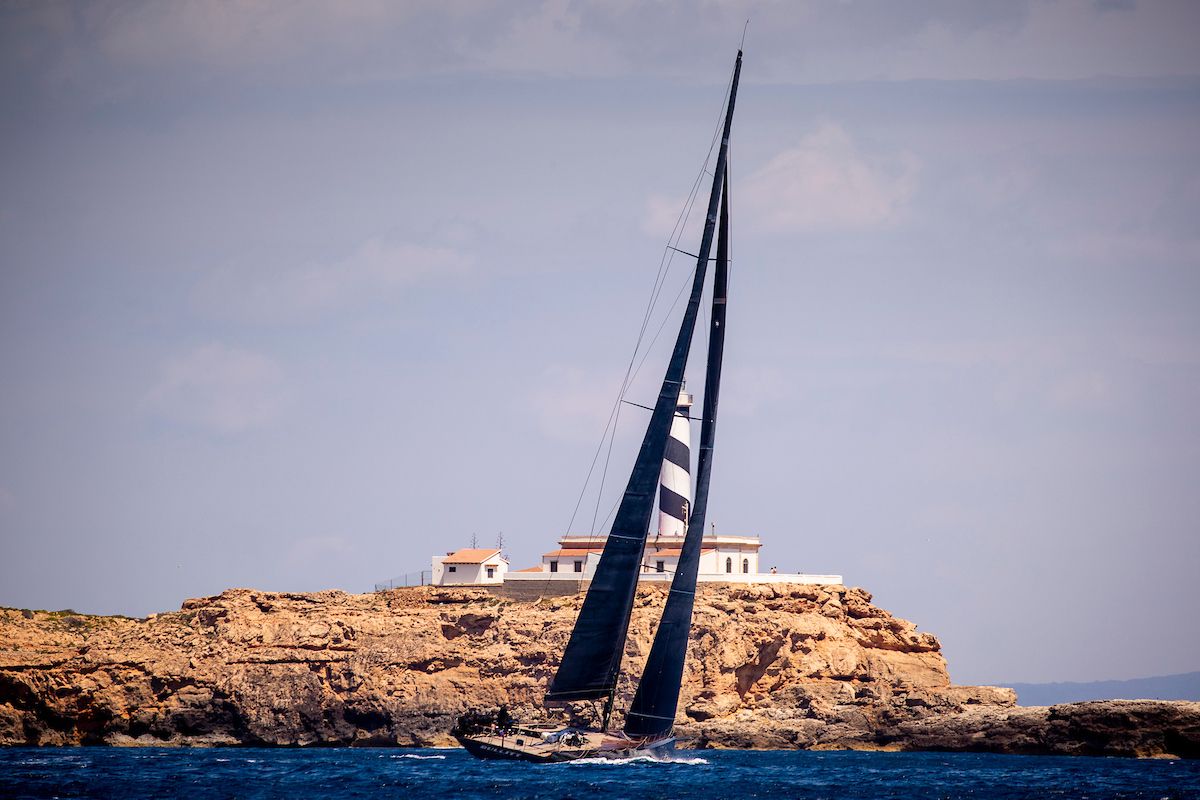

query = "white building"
[
  {"left": 531, "top": 530, "right": 760, "bottom": 577},
  {"left": 431, "top": 548, "right": 509, "bottom": 585},
  {"left": 428, "top": 386, "right": 841, "bottom": 587},
  {"left": 501, "top": 529, "right": 840, "bottom": 585}
]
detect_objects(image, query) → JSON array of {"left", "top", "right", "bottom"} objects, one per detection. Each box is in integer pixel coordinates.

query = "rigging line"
[
  {"left": 590, "top": 268, "right": 693, "bottom": 534},
  {"left": 651, "top": 81, "right": 728, "bottom": 290},
  {"left": 580, "top": 179, "right": 702, "bottom": 535},
  {"left": 620, "top": 59, "right": 733, "bottom": 398},
  {"left": 567, "top": 143, "right": 714, "bottom": 536},
  {"left": 589, "top": 168, "right": 712, "bottom": 533},
  {"left": 627, "top": 264, "right": 697, "bottom": 391},
  {"left": 589, "top": 240, "right": 697, "bottom": 534},
  {"left": 575, "top": 243, "right": 690, "bottom": 536},
  {"left": 624, "top": 71, "right": 729, "bottom": 380},
  {"left": 637, "top": 58, "right": 734, "bottom": 356},
  {"left": 565, "top": 400, "right": 621, "bottom": 534},
  {"left": 564, "top": 63, "right": 737, "bottom": 537},
  {"left": 621, "top": 398, "right": 713, "bottom": 422},
  {"left": 590, "top": 401, "right": 622, "bottom": 533},
  {"left": 595, "top": 493, "right": 621, "bottom": 534},
  {"left": 667, "top": 246, "right": 720, "bottom": 261},
  {"left": 582, "top": 99, "right": 730, "bottom": 536},
  {"left": 566, "top": 243, "right": 686, "bottom": 534},
  {"left": 552, "top": 61, "right": 743, "bottom": 699},
  {"left": 638, "top": 105, "right": 718, "bottom": 337},
  {"left": 610, "top": 59, "right": 733, "bottom": 406},
  {"left": 619, "top": 68, "right": 735, "bottom": 396},
  {"left": 590, "top": 291, "right": 700, "bottom": 542},
  {"left": 648, "top": 61, "right": 731, "bottom": 295},
  {"left": 623, "top": 159, "right": 705, "bottom": 392},
  {"left": 568, "top": 110, "right": 718, "bottom": 536}
]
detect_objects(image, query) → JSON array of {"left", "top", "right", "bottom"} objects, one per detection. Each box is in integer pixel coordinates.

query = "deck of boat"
[{"left": 456, "top": 726, "right": 672, "bottom": 763}]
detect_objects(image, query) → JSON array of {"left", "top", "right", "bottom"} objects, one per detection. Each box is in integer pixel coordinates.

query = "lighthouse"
[{"left": 657, "top": 385, "right": 693, "bottom": 537}]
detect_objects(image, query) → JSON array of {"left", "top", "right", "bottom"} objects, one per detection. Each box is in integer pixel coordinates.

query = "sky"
[{"left": 1, "top": 0, "right": 1198, "bottom": 686}]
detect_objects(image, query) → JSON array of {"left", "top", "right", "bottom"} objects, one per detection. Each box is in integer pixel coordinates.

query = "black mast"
[
  {"left": 546, "top": 51, "right": 743, "bottom": 724},
  {"left": 625, "top": 161, "right": 732, "bottom": 739}
]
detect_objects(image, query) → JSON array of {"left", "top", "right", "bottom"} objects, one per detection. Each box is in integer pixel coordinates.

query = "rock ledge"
[{"left": 1, "top": 585, "right": 1196, "bottom": 758}]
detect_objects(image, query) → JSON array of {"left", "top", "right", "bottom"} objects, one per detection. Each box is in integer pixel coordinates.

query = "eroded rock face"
[{"left": 1, "top": 585, "right": 1195, "bottom": 758}]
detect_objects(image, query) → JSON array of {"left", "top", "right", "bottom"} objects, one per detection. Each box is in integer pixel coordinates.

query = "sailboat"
[{"left": 453, "top": 48, "right": 743, "bottom": 763}]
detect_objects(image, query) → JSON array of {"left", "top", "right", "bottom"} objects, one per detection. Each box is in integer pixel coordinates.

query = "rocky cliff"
[{"left": 2, "top": 584, "right": 1196, "bottom": 758}]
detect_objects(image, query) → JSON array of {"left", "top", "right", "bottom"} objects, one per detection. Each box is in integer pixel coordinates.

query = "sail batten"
[{"left": 545, "top": 51, "right": 743, "bottom": 710}]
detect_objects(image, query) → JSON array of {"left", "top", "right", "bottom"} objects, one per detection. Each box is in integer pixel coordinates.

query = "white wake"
[
  {"left": 563, "top": 754, "right": 709, "bottom": 766},
  {"left": 391, "top": 753, "right": 447, "bottom": 760}
]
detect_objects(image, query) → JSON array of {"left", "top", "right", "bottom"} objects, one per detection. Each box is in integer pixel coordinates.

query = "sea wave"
[
  {"left": 391, "top": 754, "right": 447, "bottom": 760},
  {"left": 563, "top": 754, "right": 709, "bottom": 766},
  {"left": 4, "top": 749, "right": 1197, "bottom": 799}
]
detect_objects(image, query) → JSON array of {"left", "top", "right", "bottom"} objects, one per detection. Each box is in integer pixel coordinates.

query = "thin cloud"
[
  {"left": 94, "top": 1, "right": 422, "bottom": 70},
  {"left": 1048, "top": 369, "right": 1114, "bottom": 412},
  {"left": 9, "top": 0, "right": 1199, "bottom": 102},
  {"left": 641, "top": 193, "right": 705, "bottom": 241},
  {"left": 198, "top": 237, "right": 475, "bottom": 323},
  {"left": 528, "top": 365, "right": 623, "bottom": 444},
  {"left": 143, "top": 343, "right": 285, "bottom": 434},
  {"left": 740, "top": 123, "right": 919, "bottom": 234},
  {"left": 643, "top": 124, "right": 917, "bottom": 239}
]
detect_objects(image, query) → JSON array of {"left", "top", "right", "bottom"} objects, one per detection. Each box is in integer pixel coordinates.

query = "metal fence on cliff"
[{"left": 372, "top": 570, "right": 431, "bottom": 591}]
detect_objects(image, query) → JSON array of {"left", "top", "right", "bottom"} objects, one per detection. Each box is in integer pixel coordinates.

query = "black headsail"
[
  {"left": 546, "top": 50, "right": 743, "bottom": 719},
  {"left": 625, "top": 163, "right": 732, "bottom": 739}
]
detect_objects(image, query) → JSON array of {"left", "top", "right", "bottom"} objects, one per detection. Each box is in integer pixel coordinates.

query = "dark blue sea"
[{"left": 2, "top": 748, "right": 1198, "bottom": 799}]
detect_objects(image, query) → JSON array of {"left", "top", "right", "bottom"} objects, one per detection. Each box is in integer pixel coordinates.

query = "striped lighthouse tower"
[{"left": 657, "top": 385, "right": 693, "bottom": 537}]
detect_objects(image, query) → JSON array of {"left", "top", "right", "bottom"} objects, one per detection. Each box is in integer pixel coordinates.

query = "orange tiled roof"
[
  {"left": 443, "top": 548, "right": 504, "bottom": 564},
  {"left": 514, "top": 566, "right": 545, "bottom": 573},
  {"left": 543, "top": 546, "right": 721, "bottom": 559},
  {"left": 542, "top": 549, "right": 604, "bottom": 558},
  {"left": 643, "top": 548, "right": 716, "bottom": 558}
]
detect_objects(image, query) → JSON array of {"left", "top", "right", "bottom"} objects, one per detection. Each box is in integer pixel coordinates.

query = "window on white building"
[
  {"left": 486, "top": 567, "right": 494, "bottom": 579},
  {"left": 574, "top": 561, "right": 582, "bottom": 573},
  {"left": 742, "top": 558, "right": 749, "bottom": 574},
  {"left": 725, "top": 557, "right": 732, "bottom": 573},
  {"left": 656, "top": 561, "right": 664, "bottom": 573},
  {"left": 448, "top": 565, "right": 457, "bottom": 573},
  {"left": 550, "top": 561, "right": 558, "bottom": 573}
]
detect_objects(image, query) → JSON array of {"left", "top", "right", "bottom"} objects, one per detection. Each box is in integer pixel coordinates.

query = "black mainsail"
[
  {"left": 546, "top": 50, "right": 743, "bottom": 726},
  {"left": 624, "top": 163, "right": 731, "bottom": 738}
]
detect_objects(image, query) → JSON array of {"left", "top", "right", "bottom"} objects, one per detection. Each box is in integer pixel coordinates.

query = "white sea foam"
[
  {"left": 563, "top": 754, "right": 708, "bottom": 766},
  {"left": 391, "top": 754, "right": 446, "bottom": 760}
]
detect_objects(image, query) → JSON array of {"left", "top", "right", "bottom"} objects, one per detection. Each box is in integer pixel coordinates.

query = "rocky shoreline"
[{"left": 1, "top": 584, "right": 1196, "bottom": 758}]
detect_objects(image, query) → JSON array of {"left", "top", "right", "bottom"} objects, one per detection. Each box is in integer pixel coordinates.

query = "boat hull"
[{"left": 455, "top": 730, "right": 675, "bottom": 763}]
